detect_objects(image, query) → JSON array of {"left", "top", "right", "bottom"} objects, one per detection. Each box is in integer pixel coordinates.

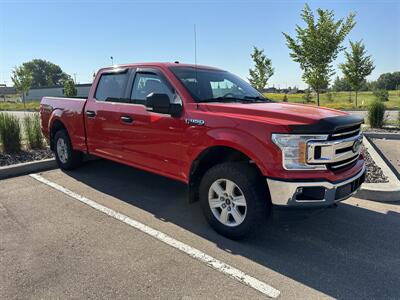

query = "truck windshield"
[{"left": 170, "top": 67, "right": 270, "bottom": 103}]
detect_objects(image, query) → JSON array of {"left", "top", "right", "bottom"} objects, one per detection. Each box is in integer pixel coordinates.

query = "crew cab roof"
[{"left": 98, "top": 62, "right": 224, "bottom": 73}]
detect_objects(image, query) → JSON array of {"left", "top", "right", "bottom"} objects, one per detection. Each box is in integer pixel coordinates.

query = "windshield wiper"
[{"left": 243, "top": 95, "right": 272, "bottom": 102}]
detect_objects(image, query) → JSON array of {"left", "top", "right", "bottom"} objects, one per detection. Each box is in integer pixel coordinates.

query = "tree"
[
  {"left": 283, "top": 4, "right": 355, "bottom": 105},
  {"left": 64, "top": 79, "right": 77, "bottom": 97},
  {"left": 11, "top": 66, "right": 32, "bottom": 109},
  {"left": 371, "top": 72, "right": 400, "bottom": 90},
  {"left": 248, "top": 47, "right": 274, "bottom": 91},
  {"left": 332, "top": 76, "right": 351, "bottom": 91},
  {"left": 340, "top": 41, "right": 375, "bottom": 107},
  {"left": 16, "top": 59, "right": 69, "bottom": 88}
]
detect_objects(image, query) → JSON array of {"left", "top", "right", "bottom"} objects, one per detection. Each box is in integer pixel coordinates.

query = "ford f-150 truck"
[{"left": 40, "top": 62, "right": 365, "bottom": 239}]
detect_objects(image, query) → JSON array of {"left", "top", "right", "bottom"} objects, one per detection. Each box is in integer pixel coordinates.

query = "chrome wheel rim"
[
  {"left": 56, "top": 138, "right": 68, "bottom": 164},
  {"left": 208, "top": 178, "right": 247, "bottom": 227}
]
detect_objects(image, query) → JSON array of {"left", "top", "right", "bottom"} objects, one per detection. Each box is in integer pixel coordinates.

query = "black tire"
[
  {"left": 199, "top": 162, "right": 271, "bottom": 240},
  {"left": 53, "top": 129, "right": 83, "bottom": 170}
]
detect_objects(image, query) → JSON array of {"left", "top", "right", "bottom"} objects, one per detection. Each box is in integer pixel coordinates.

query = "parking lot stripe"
[{"left": 30, "top": 173, "right": 280, "bottom": 298}]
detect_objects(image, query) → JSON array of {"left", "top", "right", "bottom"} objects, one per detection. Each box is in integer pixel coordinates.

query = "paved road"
[
  {"left": 1, "top": 159, "right": 400, "bottom": 299},
  {"left": 3, "top": 109, "right": 400, "bottom": 121}
]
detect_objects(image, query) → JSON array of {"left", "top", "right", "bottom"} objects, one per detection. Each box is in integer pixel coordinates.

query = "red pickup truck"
[{"left": 40, "top": 62, "right": 365, "bottom": 239}]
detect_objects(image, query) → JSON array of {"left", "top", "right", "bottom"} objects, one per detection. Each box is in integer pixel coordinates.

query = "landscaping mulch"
[
  {"left": 0, "top": 149, "right": 54, "bottom": 167},
  {"left": 362, "top": 145, "right": 389, "bottom": 183}
]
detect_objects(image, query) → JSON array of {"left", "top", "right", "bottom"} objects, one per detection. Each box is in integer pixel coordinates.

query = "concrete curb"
[
  {"left": 0, "top": 158, "right": 57, "bottom": 180},
  {"left": 364, "top": 132, "right": 400, "bottom": 140},
  {"left": 356, "top": 137, "right": 400, "bottom": 202}
]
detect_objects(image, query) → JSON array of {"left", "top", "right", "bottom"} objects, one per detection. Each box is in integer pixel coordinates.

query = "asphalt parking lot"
[{"left": 1, "top": 159, "right": 400, "bottom": 299}]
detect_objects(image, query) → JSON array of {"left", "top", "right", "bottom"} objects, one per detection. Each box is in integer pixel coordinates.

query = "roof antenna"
[
  {"left": 194, "top": 24, "right": 198, "bottom": 67},
  {"left": 194, "top": 24, "right": 200, "bottom": 107}
]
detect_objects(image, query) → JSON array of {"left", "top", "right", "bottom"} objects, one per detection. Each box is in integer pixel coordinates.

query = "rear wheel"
[
  {"left": 54, "top": 129, "right": 83, "bottom": 170},
  {"left": 199, "top": 162, "right": 271, "bottom": 240}
]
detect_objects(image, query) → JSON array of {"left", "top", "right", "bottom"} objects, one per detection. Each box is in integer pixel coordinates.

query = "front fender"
[{"left": 187, "top": 127, "right": 278, "bottom": 177}]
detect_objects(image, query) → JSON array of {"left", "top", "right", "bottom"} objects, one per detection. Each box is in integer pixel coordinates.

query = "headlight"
[{"left": 272, "top": 134, "right": 328, "bottom": 170}]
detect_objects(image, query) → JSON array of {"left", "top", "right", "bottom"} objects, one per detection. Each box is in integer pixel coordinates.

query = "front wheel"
[
  {"left": 54, "top": 129, "right": 83, "bottom": 170},
  {"left": 199, "top": 162, "right": 271, "bottom": 240}
]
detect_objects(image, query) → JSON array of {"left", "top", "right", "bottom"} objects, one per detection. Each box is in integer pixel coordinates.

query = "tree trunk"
[
  {"left": 22, "top": 92, "right": 26, "bottom": 110},
  {"left": 317, "top": 92, "right": 320, "bottom": 106},
  {"left": 355, "top": 90, "right": 358, "bottom": 107}
]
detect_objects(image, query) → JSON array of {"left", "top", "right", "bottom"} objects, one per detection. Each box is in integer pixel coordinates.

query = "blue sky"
[{"left": 1, "top": 0, "right": 399, "bottom": 88}]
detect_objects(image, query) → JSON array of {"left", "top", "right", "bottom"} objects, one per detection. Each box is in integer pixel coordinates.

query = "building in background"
[{"left": 23, "top": 84, "right": 92, "bottom": 101}]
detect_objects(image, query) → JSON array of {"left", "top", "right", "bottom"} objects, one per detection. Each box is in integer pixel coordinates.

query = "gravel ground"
[
  {"left": 0, "top": 149, "right": 54, "bottom": 167},
  {"left": 362, "top": 145, "right": 389, "bottom": 183}
]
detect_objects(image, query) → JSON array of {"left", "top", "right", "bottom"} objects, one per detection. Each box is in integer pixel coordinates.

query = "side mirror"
[{"left": 146, "top": 93, "right": 182, "bottom": 117}]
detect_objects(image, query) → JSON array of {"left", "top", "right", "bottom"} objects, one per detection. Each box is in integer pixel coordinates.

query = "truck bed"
[{"left": 40, "top": 96, "right": 88, "bottom": 152}]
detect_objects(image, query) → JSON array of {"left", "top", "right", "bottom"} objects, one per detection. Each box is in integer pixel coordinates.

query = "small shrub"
[
  {"left": 398, "top": 111, "right": 400, "bottom": 126},
  {"left": 326, "top": 92, "right": 333, "bottom": 102},
  {"left": 283, "top": 94, "right": 288, "bottom": 102},
  {"left": 23, "top": 113, "right": 44, "bottom": 149},
  {"left": 0, "top": 113, "right": 22, "bottom": 152},
  {"left": 64, "top": 79, "right": 77, "bottom": 97},
  {"left": 373, "top": 89, "right": 389, "bottom": 101},
  {"left": 303, "top": 90, "right": 312, "bottom": 103},
  {"left": 368, "top": 100, "right": 386, "bottom": 128},
  {"left": 347, "top": 91, "right": 352, "bottom": 103}
]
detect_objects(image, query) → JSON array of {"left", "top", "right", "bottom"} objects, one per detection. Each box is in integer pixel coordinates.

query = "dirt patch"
[{"left": 0, "top": 149, "right": 54, "bottom": 167}]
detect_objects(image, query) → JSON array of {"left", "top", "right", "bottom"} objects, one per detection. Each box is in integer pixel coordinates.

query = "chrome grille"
[
  {"left": 330, "top": 124, "right": 361, "bottom": 140},
  {"left": 307, "top": 127, "right": 363, "bottom": 170}
]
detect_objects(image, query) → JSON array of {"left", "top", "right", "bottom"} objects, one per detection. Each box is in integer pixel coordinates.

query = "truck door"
[
  {"left": 85, "top": 67, "right": 187, "bottom": 181},
  {"left": 115, "top": 68, "right": 187, "bottom": 180},
  {"left": 84, "top": 68, "right": 132, "bottom": 160}
]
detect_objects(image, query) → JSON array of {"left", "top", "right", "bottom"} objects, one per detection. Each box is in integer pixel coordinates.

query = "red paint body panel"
[{"left": 40, "top": 62, "right": 364, "bottom": 184}]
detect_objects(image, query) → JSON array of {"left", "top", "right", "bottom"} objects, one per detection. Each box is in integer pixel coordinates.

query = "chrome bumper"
[{"left": 266, "top": 166, "right": 366, "bottom": 207}]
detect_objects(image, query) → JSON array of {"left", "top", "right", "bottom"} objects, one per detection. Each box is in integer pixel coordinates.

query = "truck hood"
[{"left": 200, "top": 102, "right": 348, "bottom": 126}]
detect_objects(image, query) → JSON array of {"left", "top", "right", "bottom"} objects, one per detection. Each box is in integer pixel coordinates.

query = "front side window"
[
  {"left": 95, "top": 72, "right": 129, "bottom": 101},
  {"left": 170, "top": 67, "right": 268, "bottom": 103},
  {"left": 131, "top": 73, "right": 174, "bottom": 103}
]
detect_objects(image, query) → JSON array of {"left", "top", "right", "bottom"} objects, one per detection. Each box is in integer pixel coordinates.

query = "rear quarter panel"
[{"left": 40, "top": 97, "right": 87, "bottom": 152}]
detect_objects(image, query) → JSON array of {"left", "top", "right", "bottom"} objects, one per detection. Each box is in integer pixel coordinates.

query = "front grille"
[
  {"left": 307, "top": 123, "right": 363, "bottom": 171},
  {"left": 328, "top": 154, "right": 359, "bottom": 170},
  {"left": 330, "top": 124, "right": 361, "bottom": 140}
]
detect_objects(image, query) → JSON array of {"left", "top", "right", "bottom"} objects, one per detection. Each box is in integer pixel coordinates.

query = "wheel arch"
[
  {"left": 188, "top": 145, "right": 265, "bottom": 203},
  {"left": 49, "top": 118, "right": 67, "bottom": 151}
]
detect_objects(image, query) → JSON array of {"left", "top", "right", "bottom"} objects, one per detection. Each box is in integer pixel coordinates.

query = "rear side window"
[{"left": 95, "top": 72, "right": 129, "bottom": 101}]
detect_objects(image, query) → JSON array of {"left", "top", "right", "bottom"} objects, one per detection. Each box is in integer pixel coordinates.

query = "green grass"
[
  {"left": 0, "top": 101, "right": 40, "bottom": 111},
  {"left": 23, "top": 113, "right": 45, "bottom": 149},
  {"left": 0, "top": 112, "right": 22, "bottom": 152},
  {"left": 264, "top": 90, "right": 400, "bottom": 110}
]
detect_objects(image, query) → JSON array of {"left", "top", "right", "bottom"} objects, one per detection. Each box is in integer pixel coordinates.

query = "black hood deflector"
[{"left": 289, "top": 114, "right": 364, "bottom": 134}]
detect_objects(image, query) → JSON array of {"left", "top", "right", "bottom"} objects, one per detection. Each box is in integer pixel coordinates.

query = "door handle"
[
  {"left": 120, "top": 115, "right": 134, "bottom": 123},
  {"left": 86, "top": 110, "right": 96, "bottom": 118}
]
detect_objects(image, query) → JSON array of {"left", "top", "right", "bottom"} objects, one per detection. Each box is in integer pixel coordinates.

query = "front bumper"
[{"left": 266, "top": 165, "right": 366, "bottom": 207}]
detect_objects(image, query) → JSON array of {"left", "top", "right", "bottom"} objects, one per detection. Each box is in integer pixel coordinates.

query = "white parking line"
[{"left": 30, "top": 173, "right": 280, "bottom": 298}]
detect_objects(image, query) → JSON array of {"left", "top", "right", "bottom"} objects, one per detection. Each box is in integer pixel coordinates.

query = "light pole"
[
  {"left": 73, "top": 73, "right": 77, "bottom": 83},
  {"left": 110, "top": 56, "right": 114, "bottom": 65}
]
